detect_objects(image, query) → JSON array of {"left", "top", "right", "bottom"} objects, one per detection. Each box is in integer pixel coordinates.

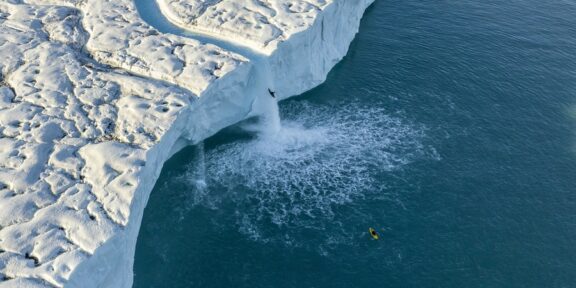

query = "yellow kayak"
[{"left": 369, "top": 228, "right": 379, "bottom": 240}]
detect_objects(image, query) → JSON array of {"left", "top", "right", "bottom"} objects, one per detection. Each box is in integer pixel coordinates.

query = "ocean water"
[{"left": 134, "top": 1, "right": 576, "bottom": 287}]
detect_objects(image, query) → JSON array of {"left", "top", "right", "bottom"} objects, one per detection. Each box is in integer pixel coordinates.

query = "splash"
[{"left": 183, "top": 100, "right": 438, "bottom": 249}]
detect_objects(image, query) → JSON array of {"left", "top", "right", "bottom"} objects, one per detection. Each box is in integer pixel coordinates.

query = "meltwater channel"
[{"left": 134, "top": 1, "right": 576, "bottom": 287}]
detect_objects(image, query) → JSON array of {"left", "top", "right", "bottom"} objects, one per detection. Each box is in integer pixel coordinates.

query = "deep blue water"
[{"left": 134, "top": 1, "right": 576, "bottom": 287}]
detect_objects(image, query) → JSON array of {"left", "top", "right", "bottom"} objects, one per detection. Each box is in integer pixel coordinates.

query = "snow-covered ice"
[
  {"left": 0, "top": 0, "right": 373, "bottom": 287},
  {"left": 158, "top": 0, "right": 334, "bottom": 54}
]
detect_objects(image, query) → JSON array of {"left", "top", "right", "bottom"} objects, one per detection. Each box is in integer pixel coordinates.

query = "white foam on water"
[{"left": 183, "top": 100, "right": 438, "bottom": 250}]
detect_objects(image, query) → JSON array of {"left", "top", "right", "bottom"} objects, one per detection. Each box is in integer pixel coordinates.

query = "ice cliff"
[{"left": 0, "top": 0, "right": 373, "bottom": 287}]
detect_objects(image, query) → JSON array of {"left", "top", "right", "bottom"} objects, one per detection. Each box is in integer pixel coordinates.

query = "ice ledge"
[
  {"left": 157, "top": 0, "right": 334, "bottom": 55},
  {"left": 0, "top": 0, "right": 374, "bottom": 287}
]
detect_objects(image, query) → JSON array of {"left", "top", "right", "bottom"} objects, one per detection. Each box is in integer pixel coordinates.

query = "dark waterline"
[{"left": 135, "top": 1, "right": 576, "bottom": 287}]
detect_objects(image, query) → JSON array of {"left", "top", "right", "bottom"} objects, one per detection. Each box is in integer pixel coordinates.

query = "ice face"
[{"left": 0, "top": 0, "right": 373, "bottom": 287}]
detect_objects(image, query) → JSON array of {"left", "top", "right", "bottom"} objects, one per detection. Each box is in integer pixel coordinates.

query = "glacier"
[{"left": 0, "top": 0, "right": 374, "bottom": 287}]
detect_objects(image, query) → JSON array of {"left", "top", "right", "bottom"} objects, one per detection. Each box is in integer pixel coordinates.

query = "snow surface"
[
  {"left": 157, "top": 0, "right": 334, "bottom": 54},
  {"left": 0, "top": 0, "right": 373, "bottom": 287}
]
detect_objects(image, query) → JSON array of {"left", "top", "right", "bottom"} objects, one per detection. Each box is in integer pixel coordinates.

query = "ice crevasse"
[{"left": 0, "top": 0, "right": 374, "bottom": 287}]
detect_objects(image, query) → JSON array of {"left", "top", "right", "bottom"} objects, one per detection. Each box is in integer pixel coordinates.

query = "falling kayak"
[{"left": 369, "top": 228, "right": 379, "bottom": 240}]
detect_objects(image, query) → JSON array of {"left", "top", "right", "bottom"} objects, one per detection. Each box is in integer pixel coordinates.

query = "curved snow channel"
[{"left": 135, "top": 0, "right": 285, "bottom": 138}]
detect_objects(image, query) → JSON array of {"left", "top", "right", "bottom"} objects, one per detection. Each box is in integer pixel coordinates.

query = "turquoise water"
[{"left": 134, "top": 1, "right": 576, "bottom": 287}]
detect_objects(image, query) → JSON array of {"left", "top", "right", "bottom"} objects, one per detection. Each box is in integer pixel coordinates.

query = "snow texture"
[
  {"left": 0, "top": 0, "right": 373, "bottom": 287},
  {"left": 158, "top": 0, "right": 333, "bottom": 54}
]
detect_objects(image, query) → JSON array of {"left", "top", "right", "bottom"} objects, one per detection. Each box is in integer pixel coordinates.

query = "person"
[
  {"left": 268, "top": 88, "right": 276, "bottom": 98},
  {"left": 369, "top": 227, "right": 380, "bottom": 240}
]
